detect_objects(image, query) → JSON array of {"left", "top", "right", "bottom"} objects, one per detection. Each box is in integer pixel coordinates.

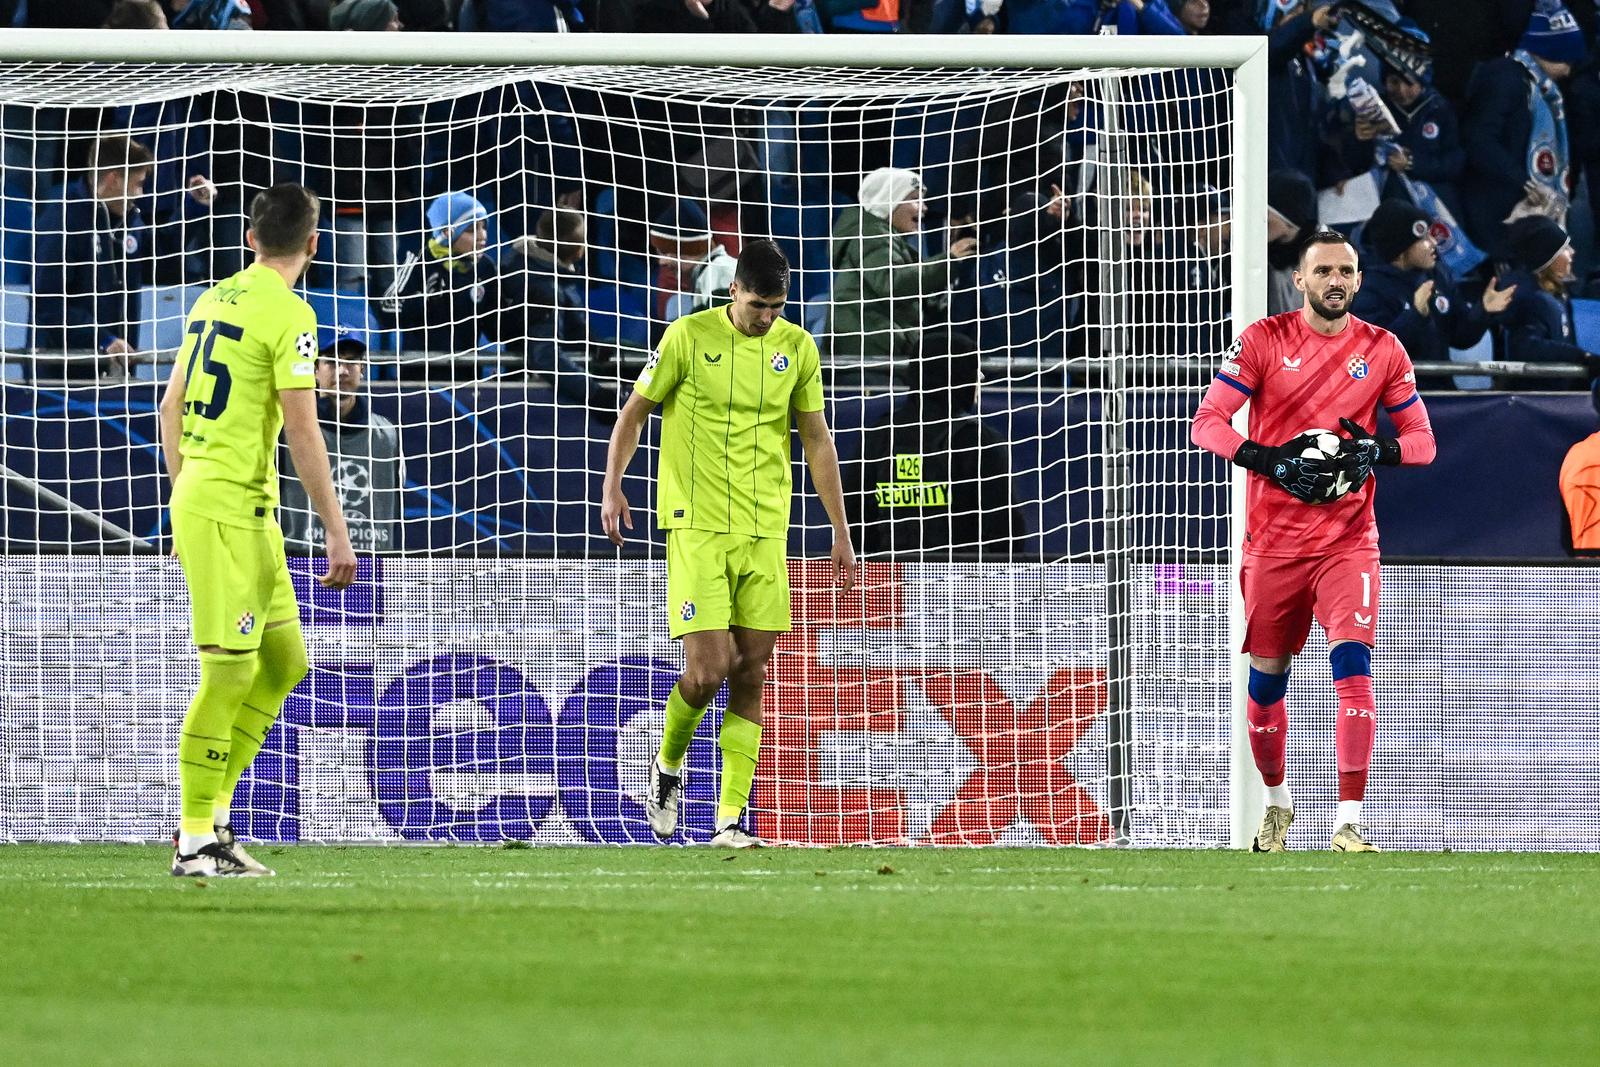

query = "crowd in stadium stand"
[{"left": 4, "top": 0, "right": 1600, "bottom": 411}]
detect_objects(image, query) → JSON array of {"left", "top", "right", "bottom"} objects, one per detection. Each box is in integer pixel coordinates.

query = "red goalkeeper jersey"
[{"left": 1191, "top": 310, "right": 1436, "bottom": 558}]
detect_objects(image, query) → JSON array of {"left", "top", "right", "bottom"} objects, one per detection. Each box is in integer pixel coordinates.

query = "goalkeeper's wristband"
[
  {"left": 1338, "top": 418, "right": 1401, "bottom": 466},
  {"left": 1232, "top": 439, "right": 1276, "bottom": 475}
]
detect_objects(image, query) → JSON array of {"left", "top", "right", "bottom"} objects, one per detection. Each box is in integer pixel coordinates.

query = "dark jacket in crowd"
[
  {"left": 1351, "top": 260, "right": 1492, "bottom": 365},
  {"left": 377, "top": 238, "right": 501, "bottom": 355},
  {"left": 962, "top": 194, "right": 1078, "bottom": 365},
  {"left": 1267, "top": 8, "right": 1332, "bottom": 183},
  {"left": 31, "top": 181, "right": 141, "bottom": 360},
  {"left": 1163, "top": 237, "right": 1230, "bottom": 358},
  {"left": 494, "top": 246, "right": 618, "bottom": 416},
  {"left": 1461, "top": 57, "right": 1553, "bottom": 251},
  {"left": 1499, "top": 269, "right": 1595, "bottom": 389},
  {"left": 31, "top": 179, "right": 207, "bottom": 374},
  {"left": 1337, "top": 86, "right": 1467, "bottom": 218}
]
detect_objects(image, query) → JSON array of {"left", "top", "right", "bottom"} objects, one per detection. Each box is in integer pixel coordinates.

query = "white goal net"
[{"left": 0, "top": 35, "right": 1260, "bottom": 847}]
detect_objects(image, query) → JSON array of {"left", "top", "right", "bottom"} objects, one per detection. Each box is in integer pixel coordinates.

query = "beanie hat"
[
  {"left": 1520, "top": 1, "right": 1587, "bottom": 66},
  {"left": 330, "top": 0, "right": 398, "bottom": 30},
  {"left": 426, "top": 192, "right": 487, "bottom": 246},
  {"left": 1268, "top": 169, "right": 1317, "bottom": 235},
  {"left": 857, "top": 167, "right": 923, "bottom": 222},
  {"left": 1365, "top": 198, "right": 1432, "bottom": 263},
  {"left": 648, "top": 200, "right": 712, "bottom": 257},
  {"left": 1506, "top": 215, "right": 1571, "bottom": 273}
]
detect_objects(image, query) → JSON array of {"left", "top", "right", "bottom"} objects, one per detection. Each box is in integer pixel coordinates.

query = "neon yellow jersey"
[
  {"left": 169, "top": 263, "right": 318, "bottom": 528},
  {"left": 635, "top": 306, "right": 825, "bottom": 538}
]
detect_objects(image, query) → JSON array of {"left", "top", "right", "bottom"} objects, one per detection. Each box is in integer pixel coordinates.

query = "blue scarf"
[
  {"left": 1511, "top": 49, "right": 1570, "bottom": 202},
  {"left": 1400, "top": 173, "right": 1486, "bottom": 276}
]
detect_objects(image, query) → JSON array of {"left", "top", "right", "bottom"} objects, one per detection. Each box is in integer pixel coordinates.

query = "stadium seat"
[
  {"left": 143, "top": 284, "right": 209, "bottom": 353},
  {"left": 0, "top": 191, "right": 30, "bottom": 287},
  {"left": 1573, "top": 297, "right": 1600, "bottom": 353},
  {"left": 2, "top": 282, "right": 29, "bottom": 351},
  {"left": 1449, "top": 333, "right": 1493, "bottom": 392}
]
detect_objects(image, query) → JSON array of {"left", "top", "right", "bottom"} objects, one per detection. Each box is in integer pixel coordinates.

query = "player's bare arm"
[
  {"left": 281, "top": 388, "right": 356, "bottom": 589},
  {"left": 158, "top": 355, "right": 188, "bottom": 489},
  {"left": 795, "top": 407, "right": 857, "bottom": 592},
  {"left": 601, "top": 390, "right": 659, "bottom": 547}
]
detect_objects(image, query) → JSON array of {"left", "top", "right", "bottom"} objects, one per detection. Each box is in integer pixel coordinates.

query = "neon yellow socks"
[
  {"left": 717, "top": 712, "right": 762, "bottom": 827},
  {"left": 178, "top": 651, "right": 258, "bottom": 838},
  {"left": 217, "top": 623, "right": 309, "bottom": 815},
  {"left": 657, "top": 684, "right": 708, "bottom": 773}
]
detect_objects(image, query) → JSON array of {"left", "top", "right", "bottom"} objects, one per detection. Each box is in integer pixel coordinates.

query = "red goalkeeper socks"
[
  {"left": 1247, "top": 667, "right": 1289, "bottom": 788},
  {"left": 1334, "top": 673, "right": 1376, "bottom": 802}
]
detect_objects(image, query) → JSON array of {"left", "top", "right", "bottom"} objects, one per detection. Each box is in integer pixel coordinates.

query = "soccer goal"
[{"left": 0, "top": 30, "right": 1268, "bottom": 847}]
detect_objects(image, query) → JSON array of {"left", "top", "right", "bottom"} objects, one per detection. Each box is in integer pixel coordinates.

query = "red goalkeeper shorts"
[{"left": 1240, "top": 547, "right": 1380, "bottom": 657}]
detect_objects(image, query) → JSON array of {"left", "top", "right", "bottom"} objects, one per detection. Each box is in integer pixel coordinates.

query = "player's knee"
[
  {"left": 260, "top": 625, "right": 310, "bottom": 698},
  {"left": 1247, "top": 666, "right": 1290, "bottom": 706},
  {"left": 680, "top": 662, "right": 729, "bottom": 705},
  {"left": 1329, "top": 641, "right": 1372, "bottom": 680},
  {"left": 727, "top": 652, "right": 766, "bottom": 693}
]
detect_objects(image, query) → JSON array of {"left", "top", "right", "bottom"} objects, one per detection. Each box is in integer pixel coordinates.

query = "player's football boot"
[
  {"left": 645, "top": 759, "right": 683, "bottom": 839},
  {"left": 215, "top": 823, "right": 275, "bottom": 877},
  {"left": 709, "top": 809, "right": 762, "bottom": 849},
  {"left": 1331, "top": 823, "right": 1380, "bottom": 853},
  {"left": 170, "top": 839, "right": 256, "bottom": 877},
  {"left": 1251, "top": 805, "right": 1294, "bottom": 852}
]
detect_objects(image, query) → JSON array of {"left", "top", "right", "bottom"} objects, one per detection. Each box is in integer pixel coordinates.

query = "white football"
[{"left": 1296, "top": 427, "right": 1354, "bottom": 504}]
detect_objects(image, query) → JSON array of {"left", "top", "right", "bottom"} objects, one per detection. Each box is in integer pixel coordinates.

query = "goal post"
[{"left": 0, "top": 31, "right": 1267, "bottom": 847}]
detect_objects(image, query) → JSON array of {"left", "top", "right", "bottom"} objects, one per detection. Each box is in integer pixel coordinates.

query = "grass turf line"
[{"left": 0, "top": 847, "right": 1595, "bottom": 1065}]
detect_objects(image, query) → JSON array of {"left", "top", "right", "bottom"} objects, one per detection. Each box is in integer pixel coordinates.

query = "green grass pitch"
[{"left": 2, "top": 846, "right": 1596, "bottom": 1065}]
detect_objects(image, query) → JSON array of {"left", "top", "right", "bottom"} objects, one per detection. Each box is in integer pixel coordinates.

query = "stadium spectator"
[
  {"left": 1336, "top": 53, "right": 1467, "bottom": 221},
  {"left": 279, "top": 320, "right": 404, "bottom": 554},
  {"left": 102, "top": 0, "right": 167, "bottom": 26},
  {"left": 648, "top": 199, "right": 737, "bottom": 330},
  {"left": 1265, "top": 3, "right": 1340, "bottom": 183},
  {"left": 1559, "top": 379, "right": 1600, "bottom": 554},
  {"left": 843, "top": 330, "right": 1027, "bottom": 558},
  {"left": 1165, "top": 183, "right": 1232, "bottom": 356},
  {"left": 168, "top": 0, "right": 253, "bottom": 28},
  {"left": 1351, "top": 198, "right": 1516, "bottom": 367},
  {"left": 329, "top": 0, "right": 401, "bottom": 28},
  {"left": 1498, "top": 214, "right": 1599, "bottom": 388},
  {"left": 306, "top": 99, "right": 424, "bottom": 296},
  {"left": 828, "top": 167, "right": 978, "bottom": 372},
  {"left": 587, "top": 0, "right": 794, "bottom": 32},
  {"left": 961, "top": 186, "right": 1079, "bottom": 365},
  {"left": 1268, "top": 169, "right": 1318, "bottom": 314},
  {"left": 499, "top": 205, "right": 622, "bottom": 419},
  {"left": 377, "top": 190, "right": 497, "bottom": 365},
  {"left": 1461, "top": 1, "right": 1584, "bottom": 253},
  {"left": 396, "top": 0, "right": 451, "bottom": 29},
  {"left": 31, "top": 134, "right": 216, "bottom": 379}
]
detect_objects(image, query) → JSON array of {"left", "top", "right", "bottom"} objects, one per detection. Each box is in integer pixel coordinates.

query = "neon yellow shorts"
[
  {"left": 171, "top": 508, "right": 298, "bottom": 650},
  {"left": 665, "top": 529, "right": 790, "bottom": 639}
]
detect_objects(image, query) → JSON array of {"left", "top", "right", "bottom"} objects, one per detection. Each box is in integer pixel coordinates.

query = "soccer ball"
[
  {"left": 295, "top": 331, "right": 317, "bottom": 360},
  {"left": 1294, "top": 427, "right": 1354, "bottom": 505}
]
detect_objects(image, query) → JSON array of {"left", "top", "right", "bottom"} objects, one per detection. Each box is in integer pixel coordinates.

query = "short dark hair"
[
  {"left": 733, "top": 239, "right": 789, "bottom": 297},
  {"left": 90, "top": 135, "right": 153, "bottom": 177},
  {"left": 535, "top": 206, "right": 585, "bottom": 245},
  {"left": 103, "top": 0, "right": 165, "bottom": 28},
  {"left": 249, "top": 183, "right": 321, "bottom": 258},
  {"left": 1297, "top": 227, "right": 1357, "bottom": 267}
]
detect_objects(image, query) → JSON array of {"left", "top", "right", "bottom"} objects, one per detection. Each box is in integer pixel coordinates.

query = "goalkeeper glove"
[
  {"left": 1233, "top": 433, "right": 1337, "bottom": 505},
  {"left": 1336, "top": 417, "right": 1402, "bottom": 491}
]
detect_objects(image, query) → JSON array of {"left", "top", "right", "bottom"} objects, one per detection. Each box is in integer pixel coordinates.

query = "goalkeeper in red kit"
[{"left": 1191, "top": 230, "right": 1437, "bottom": 853}]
